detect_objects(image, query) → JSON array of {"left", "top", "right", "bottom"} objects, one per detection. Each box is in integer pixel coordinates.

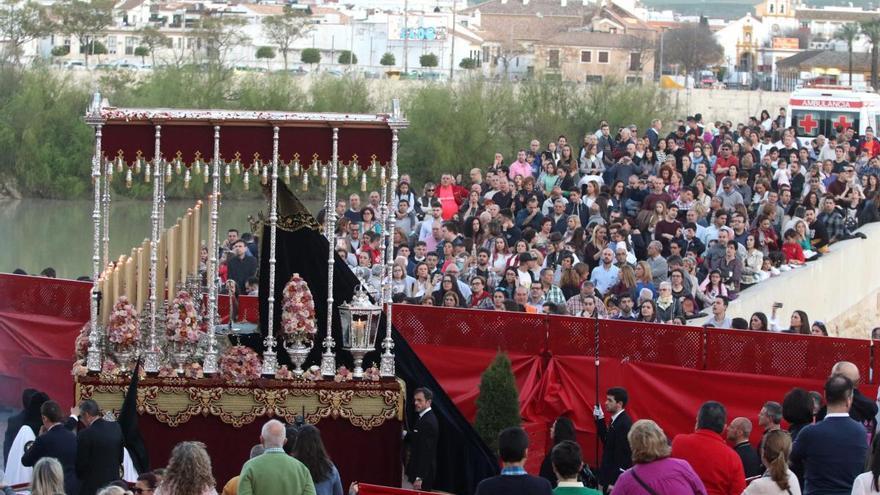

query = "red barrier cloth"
[{"left": 358, "top": 483, "right": 432, "bottom": 495}]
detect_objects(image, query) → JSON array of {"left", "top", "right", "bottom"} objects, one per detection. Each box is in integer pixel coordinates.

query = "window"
[
  {"left": 629, "top": 52, "right": 640, "bottom": 71},
  {"left": 580, "top": 50, "right": 591, "bottom": 63},
  {"left": 106, "top": 36, "right": 117, "bottom": 54},
  {"left": 585, "top": 75, "right": 603, "bottom": 84},
  {"left": 625, "top": 76, "right": 643, "bottom": 84},
  {"left": 769, "top": 3, "right": 774, "bottom": 13},
  {"left": 790, "top": 109, "right": 859, "bottom": 138},
  {"left": 482, "top": 46, "right": 490, "bottom": 63},
  {"left": 548, "top": 49, "right": 560, "bottom": 69},
  {"left": 598, "top": 51, "right": 609, "bottom": 64},
  {"left": 779, "top": 3, "right": 784, "bottom": 13},
  {"left": 125, "top": 36, "right": 137, "bottom": 55}
]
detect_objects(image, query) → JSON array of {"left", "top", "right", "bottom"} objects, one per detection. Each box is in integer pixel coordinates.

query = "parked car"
[{"left": 63, "top": 60, "right": 86, "bottom": 70}]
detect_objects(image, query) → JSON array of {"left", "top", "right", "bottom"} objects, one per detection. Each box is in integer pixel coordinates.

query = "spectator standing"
[
  {"left": 593, "top": 387, "right": 633, "bottom": 492},
  {"left": 75, "top": 399, "right": 124, "bottom": 495},
  {"left": 294, "top": 425, "right": 343, "bottom": 495},
  {"left": 237, "top": 420, "right": 315, "bottom": 495},
  {"left": 475, "top": 427, "right": 552, "bottom": 495},
  {"left": 404, "top": 387, "right": 439, "bottom": 491},
  {"left": 790, "top": 374, "right": 868, "bottom": 495},
  {"left": 21, "top": 400, "right": 79, "bottom": 495},
  {"left": 671, "top": 401, "right": 746, "bottom": 495},
  {"left": 3, "top": 388, "right": 36, "bottom": 469},
  {"left": 540, "top": 417, "right": 577, "bottom": 488},
  {"left": 613, "top": 419, "right": 707, "bottom": 495},
  {"left": 221, "top": 445, "right": 264, "bottom": 495},
  {"left": 27, "top": 457, "right": 66, "bottom": 495},
  {"left": 727, "top": 417, "right": 762, "bottom": 478},
  {"left": 851, "top": 433, "right": 880, "bottom": 495},
  {"left": 550, "top": 441, "right": 600, "bottom": 495},
  {"left": 156, "top": 441, "right": 217, "bottom": 495},
  {"left": 226, "top": 240, "right": 258, "bottom": 296},
  {"left": 743, "top": 430, "right": 800, "bottom": 495}
]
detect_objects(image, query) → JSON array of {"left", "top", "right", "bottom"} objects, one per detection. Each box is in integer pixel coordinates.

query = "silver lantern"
[{"left": 339, "top": 284, "right": 382, "bottom": 379}]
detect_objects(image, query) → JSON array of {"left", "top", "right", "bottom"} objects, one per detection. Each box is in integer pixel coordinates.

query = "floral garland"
[
  {"left": 75, "top": 324, "right": 90, "bottom": 360},
  {"left": 107, "top": 296, "right": 141, "bottom": 347},
  {"left": 281, "top": 273, "right": 317, "bottom": 344},
  {"left": 166, "top": 290, "right": 202, "bottom": 344},
  {"left": 219, "top": 345, "right": 262, "bottom": 384}
]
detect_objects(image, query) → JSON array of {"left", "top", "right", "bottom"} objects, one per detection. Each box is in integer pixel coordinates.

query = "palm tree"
[
  {"left": 836, "top": 23, "right": 860, "bottom": 86},
  {"left": 860, "top": 20, "right": 880, "bottom": 90}
]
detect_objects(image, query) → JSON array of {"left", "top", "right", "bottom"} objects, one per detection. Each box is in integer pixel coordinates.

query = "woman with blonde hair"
[
  {"left": 610, "top": 264, "right": 638, "bottom": 300},
  {"left": 743, "top": 429, "right": 800, "bottom": 494},
  {"left": 29, "top": 457, "right": 66, "bottom": 495},
  {"left": 613, "top": 420, "right": 706, "bottom": 494},
  {"left": 156, "top": 441, "right": 217, "bottom": 495},
  {"left": 634, "top": 261, "right": 655, "bottom": 299}
]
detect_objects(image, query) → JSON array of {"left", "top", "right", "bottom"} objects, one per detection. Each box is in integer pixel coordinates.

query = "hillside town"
[{"left": 1, "top": 0, "right": 879, "bottom": 89}]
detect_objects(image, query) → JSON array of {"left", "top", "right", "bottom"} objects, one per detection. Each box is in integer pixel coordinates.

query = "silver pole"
[
  {"left": 144, "top": 125, "right": 162, "bottom": 373},
  {"left": 262, "top": 126, "right": 280, "bottom": 376},
  {"left": 203, "top": 125, "right": 221, "bottom": 374},
  {"left": 321, "top": 128, "right": 339, "bottom": 377},
  {"left": 102, "top": 155, "right": 111, "bottom": 270},
  {"left": 87, "top": 121, "right": 103, "bottom": 372},
  {"left": 381, "top": 126, "right": 400, "bottom": 378}
]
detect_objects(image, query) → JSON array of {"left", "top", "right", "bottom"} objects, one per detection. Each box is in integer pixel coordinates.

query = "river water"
[{"left": 0, "top": 198, "right": 322, "bottom": 279}]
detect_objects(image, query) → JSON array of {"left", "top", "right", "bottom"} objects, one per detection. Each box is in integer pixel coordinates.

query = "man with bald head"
[
  {"left": 727, "top": 417, "right": 762, "bottom": 478},
  {"left": 820, "top": 361, "right": 879, "bottom": 438},
  {"left": 237, "top": 419, "right": 316, "bottom": 495}
]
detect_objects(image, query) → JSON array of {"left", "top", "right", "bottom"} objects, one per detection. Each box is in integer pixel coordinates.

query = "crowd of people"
[{"left": 319, "top": 111, "right": 876, "bottom": 328}]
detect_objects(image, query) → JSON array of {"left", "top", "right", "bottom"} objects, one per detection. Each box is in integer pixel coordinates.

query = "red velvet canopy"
[{"left": 96, "top": 107, "right": 398, "bottom": 169}]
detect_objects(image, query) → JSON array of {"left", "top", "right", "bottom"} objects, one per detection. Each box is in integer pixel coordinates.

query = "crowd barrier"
[{"left": 391, "top": 305, "right": 878, "bottom": 467}]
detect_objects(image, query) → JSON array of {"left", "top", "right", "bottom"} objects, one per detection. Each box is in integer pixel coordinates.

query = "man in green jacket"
[{"left": 237, "top": 419, "right": 316, "bottom": 495}]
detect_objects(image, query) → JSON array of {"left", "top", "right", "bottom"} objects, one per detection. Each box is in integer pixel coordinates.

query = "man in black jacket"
[
  {"left": 75, "top": 399, "right": 124, "bottom": 495},
  {"left": 405, "top": 387, "right": 439, "bottom": 491},
  {"left": 22, "top": 400, "right": 79, "bottom": 495},
  {"left": 727, "top": 417, "right": 762, "bottom": 478},
  {"left": 593, "top": 387, "right": 633, "bottom": 494},
  {"left": 3, "top": 388, "right": 36, "bottom": 467}
]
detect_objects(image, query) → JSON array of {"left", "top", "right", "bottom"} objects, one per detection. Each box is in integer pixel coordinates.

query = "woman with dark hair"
[
  {"left": 432, "top": 274, "right": 466, "bottom": 307},
  {"left": 359, "top": 206, "right": 382, "bottom": 235},
  {"left": 637, "top": 299, "right": 659, "bottom": 322},
  {"left": 539, "top": 417, "right": 577, "bottom": 487},
  {"left": 770, "top": 309, "right": 810, "bottom": 334},
  {"left": 498, "top": 268, "right": 519, "bottom": 299},
  {"left": 294, "top": 425, "right": 343, "bottom": 495},
  {"left": 783, "top": 388, "right": 814, "bottom": 442},
  {"left": 852, "top": 435, "right": 880, "bottom": 494},
  {"left": 135, "top": 472, "right": 159, "bottom": 495},
  {"left": 810, "top": 321, "right": 828, "bottom": 336},
  {"left": 749, "top": 312, "right": 769, "bottom": 331}
]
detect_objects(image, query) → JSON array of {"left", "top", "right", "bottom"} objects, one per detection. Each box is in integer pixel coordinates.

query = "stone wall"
[
  {"left": 718, "top": 222, "right": 880, "bottom": 339},
  {"left": 669, "top": 89, "right": 790, "bottom": 126}
]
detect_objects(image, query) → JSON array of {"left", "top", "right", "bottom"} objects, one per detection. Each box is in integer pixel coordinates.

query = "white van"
[{"left": 786, "top": 86, "right": 880, "bottom": 143}]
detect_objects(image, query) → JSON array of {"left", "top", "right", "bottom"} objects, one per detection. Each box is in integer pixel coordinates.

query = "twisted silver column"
[
  {"left": 321, "top": 128, "right": 340, "bottom": 377},
  {"left": 262, "top": 126, "right": 280, "bottom": 376}
]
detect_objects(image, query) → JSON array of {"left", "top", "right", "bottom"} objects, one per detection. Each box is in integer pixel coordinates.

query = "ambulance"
[{"left": 786, "top": 86, "right": 880, "bottom": 143}]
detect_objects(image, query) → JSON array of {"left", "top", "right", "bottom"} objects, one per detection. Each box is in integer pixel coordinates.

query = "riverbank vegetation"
[{"left": 0, "top": 64, "right": 676, "bottom": 199}]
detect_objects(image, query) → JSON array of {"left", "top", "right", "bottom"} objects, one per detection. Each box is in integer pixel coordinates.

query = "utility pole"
[
  {"left": 449, "top": 0, "right": 456, "bottom": 81},
  {"left": 658, "top": 27, "right": 665, "bottom": 82},
  {"left": 403, "top": 0, "right": 409, "bottom": 73}
]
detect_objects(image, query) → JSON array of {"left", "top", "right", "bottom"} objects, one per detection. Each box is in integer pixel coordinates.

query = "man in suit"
[
  {"left": 3, "top": 388, "right": 36, "bottom": 467},
  {"left": 726, "top": 417, "right": 761, "bottom": 479},
  {"left": 647, "top": 119, "right": 662, "bottom": 150},
  {"left": 21, "top": 400, "right": 79, "bottom": 495},
  {"left": 475, "top": 427, "right": 552, "bottom": 495},
  {"left": 404, "top": 387, "right": 439, "bottom": 491},
  {"left": 791, "top": 374, "right": 868, "bottom": 495},
  {"left": 671, "top": 401, "right": 745, "bottom": 495},
  {"left": 75, "top": 399, "right": 124, "bottom": 495},
  {"left": 593, "top": 387, "right": 632, "bottom": 494}
]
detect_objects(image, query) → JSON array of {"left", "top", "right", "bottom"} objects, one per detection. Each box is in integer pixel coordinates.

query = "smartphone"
[{"left": 772, "top": 302, "right": 783, "bottom": 309}]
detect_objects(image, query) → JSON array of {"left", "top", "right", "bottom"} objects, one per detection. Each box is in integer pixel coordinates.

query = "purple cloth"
[{"left": 612, "top": 457, "right": 707, "bottom": 495}]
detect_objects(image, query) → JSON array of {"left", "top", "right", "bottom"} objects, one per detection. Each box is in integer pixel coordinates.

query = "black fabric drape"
[
  {"left": 257, "top": 182, "right": 498, "bottom": 494},
  {"left": 118, "top": 359, "right": 150, "bottom": 474}
]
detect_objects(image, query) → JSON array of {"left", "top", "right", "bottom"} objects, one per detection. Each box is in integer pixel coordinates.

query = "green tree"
[
  {"left": 194, "top": 15, "right": 249, "bottom": 68},
  {"left": 0, "top": 0, "right": 51, "bottom": 64},
  {"left": 300, "top": 47, "right": 320, "bottom": 66},
  {"left": 134, "top": 46, "right": 149, "bottom": 64},
  {"left": 861, "top": 20, "right": 880, "bottom": 90},
  {"left": 50, "top": 45, "right": 69, "bottom": 57},
  {"left": 85, "top": 39, "right": 106, "bottom": 55},
  {"left": 459, "top": 57, "right": 477, "bottom": 69},
  {"left": 473, "top": 352, "right": 521, "bottom": 454},
  {"left": 419, "top": 53, "right": 438, "bottom": 68},
  {"left": 337, "top": 50, "right": 356, "bottom": 65},
  {"left": 53, "top": 0, "right": 113, "bottom": 68},
  {"left": 380, "top": 51, "right": 395, "bottom": 67},
  {"left": 255, "top": 45, "right": 275, "bottom": 70},
  {"left": 262, "top": 5, "right": 311, "bottom": 71},
  {"left": 137, "top": 26, "right": 170, "bottom": 67},
  {"left": 662, "top": 23, "right": 723, "bottom": 85},
  {"left": 836, "top": 23, "right": 860, "bottom": 87}
]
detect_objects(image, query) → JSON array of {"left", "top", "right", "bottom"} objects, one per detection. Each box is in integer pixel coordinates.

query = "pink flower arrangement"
[
  {"left": 158, "top": 365, "right": 179, "bottom": 378},
  {"left": 71, "top": 362, "right": 88, "bottom": 377},
  {"left": 183, "top": 362, "right": 204, "bottom": 379},
  {"left": 75, "top": 324, "right": 90, "bottom": 359},
  {"left": 275, "top": 365, "right": 294, "bottom": 380},
  {"left": 107, "top": 296, "right": 141, "bottom": 347},
  {"left": 219, "top": 345, "right": 262, "bottom": 384},
  {"left": 166, "top": 291, "right": 203, "bottom": 344},
  {"left": 334, "top": 365, "right": 352, "bottom": 383},
  {"left": 302, "top": 365, "right": 323, "bottom": 381},
  {"left": 281, "top": 274, "right": 317, "bottom": 343},
  {"left": 363, "top": 365, "right": 381, "bottom": 382}
]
